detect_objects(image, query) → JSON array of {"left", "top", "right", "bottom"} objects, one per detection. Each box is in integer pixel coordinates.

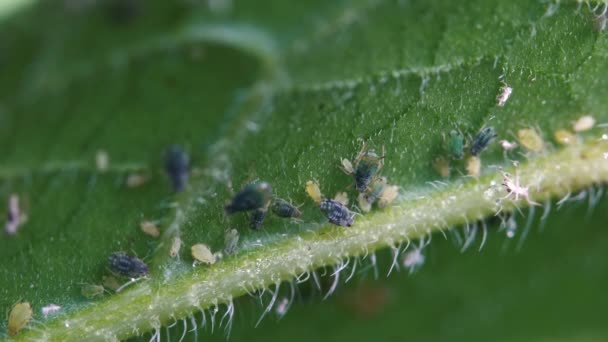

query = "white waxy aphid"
[
  {"left": 378, "top": 185, "right": 399, "bottom": 208},
  {"left": 466, "top": 156, "right": 481, "bottom": 177},
  {"left": 191, "top": 243, "right": 216, "bottom": 265},
  {"left": 41, "top": 304, "right": 61, "bottom": 318},
  {"left": 572, "top": 115, "right": 596, "bottom": 132},
  {"left": 357, "top": 193, "right": 372, "bottom": 212},
  {"left": 126, "top": 173, "right": 149, "bottom": 188},
  {"left": 140, "top": 220, "right": 160, "bottom": 238},
  {"left": 334, "top": 192, "right": 349, "bottom": 206},
  {"left": 223, "top": 228, "right": 239, "bottom": 255},
  {"left": 502, "top": 171, "right": 539, "bottom": 206},
  {"left": 96, "top": 149, "right": 109, "bottom": 172},
  {"left": 499, "top": 140, "right": 518, "bottom": 152},
  {"left": 8, "top": 302, "right": 33, "bottom": 336},
  {"left": 496, "top": 84, "right": 513, "bottom": 107},
  {"left": 305, "top": 180, "right": 323, "bottom": 204},
  {"left": 169, "top": 236, "right": 182, "bottom": 258},
  {"left": 5, "top": 194, "right": 26, "bottom": 236}
]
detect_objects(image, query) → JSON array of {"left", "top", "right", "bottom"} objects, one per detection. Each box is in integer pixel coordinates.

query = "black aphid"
[
  {"left": 341, "top": 143, "right": 384, "bottom": 193},
  {"left": 165, "top": 145, "right": 190, "bottom": 192},
  {"left": 470, "top": 127, "right": 497, "bottom": 156},
  {"left": 271, "top": 198, "right": 302, "bottom": 218},
  {"left": 108, "top": 252, "right": 148, "bottom": 278},
  {"left": 250, "top": 208, "right": 268, "bottom": 230},
  {"left": 225, "top": 182, "right": 273, "bottom": 214},
  {"left": 320, "top": 199, "right": 355, "bottom": 227}
]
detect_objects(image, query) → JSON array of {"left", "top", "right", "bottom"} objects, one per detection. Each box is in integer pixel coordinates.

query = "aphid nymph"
[
  {"left": 496, "top": 84, "right": 513, "bottom": 107},
  {"left": 305, "top": 180, "right": 323, "bottom": 204},
  {"left": 271, "top": 198, "right": 302, "bottom": 218},
  {"left": 573, "top": 115, "right": 596, "bottom": 132},
  {"left": 517, "top": 128, "right": 544, "bottom": 152},
  {"left": 447, "top": 130, "right": 464, "bottom": 160},
  {"left": 341, "top": 142, "right": 385, "bottom": 192},
  {"left": 554, "top": 129, "right": 576, "bottom": 145},
  {"left": 8, "top": 302, "right": 33, "bottom": 336},
  {"left": 191, "top": 243, "right": 216, "bottom": 265},
  {"left": 466, "top": 156, "right": 481, "bottom": 177},
  {"left": 471, "top": 127, "right": 497, "bottom": 156},
  {"left": 225, "top": 181, "right": 273, "bottom": 214},
  {"left": 320, "top": 199, "right": 355, "bottom": 227},
  {"left": 164, "top": 145, "right": 190, "bottom": 192},
  {"left": 140, "top": 220, "right": 160, "bottom": 238},
  {"left": 108, "top": 252, "right": 149, "bottom": 278},
  {"left": 170, "top": 236, "right": 182, "bottom": 258}
]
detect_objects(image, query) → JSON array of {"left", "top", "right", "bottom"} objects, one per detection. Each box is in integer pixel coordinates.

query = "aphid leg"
[
  {"left": 256, "top": 283, "right": 279, "bottom": 327},
  {"left": 516, "top": 205, "right": 536, "bottom": 252},
  {"left": 323, "top": 265, "right": 340, "bottom": 300}
]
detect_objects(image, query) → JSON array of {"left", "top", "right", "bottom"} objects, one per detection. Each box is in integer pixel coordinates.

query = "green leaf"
[{"left": 1, "top": 0, "right": 608, "bottom": 340}]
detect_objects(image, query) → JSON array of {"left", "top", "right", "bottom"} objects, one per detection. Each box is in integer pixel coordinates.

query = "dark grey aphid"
[
  {"left": 225, "top": 182, "right": 273, "bottom": 215},
  {"left": 271, "top": 198, "right": 302, "bottom": 218},
  {"left": 108, "top": 252, "right": 148, "bottom": 278},
  {"left": 165, "top": 145, "right": 189, "bottom": 192},
  {"left": 320, "top": 199, "right": 355, "bottom": 227},
  {"left": 250, "top": 208, "right": 268, "bottom": 230},
  {"left": 471, "top": 127, "right": 497, "bottom": 156}
]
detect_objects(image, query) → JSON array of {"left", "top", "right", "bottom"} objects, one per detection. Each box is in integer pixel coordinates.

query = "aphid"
[
  {"left": 496, "top": 84, "right": 513, "bottom": 107},
  {"left": 364, "top": 177, "right": 387, "bottom": 205},
  {"left": 357, "top": 193, "right": 372, "bottom": 213},
  {"left": 96, "top": 149, "right": 109, "bottom": 172},
  {"left": 107, "top": 252, "right": 149, "bottom": 278},
  {"left": 572, "top": 115, "right": 596, "bottom": 132},
  {"left": 341, "top": 142, "right": 385, "bottom": 192},
  {"left": 8, "top": 302, "right": 33, "bottom": 336},
  {"left": 249, "top": 207, "right": 268, "bottom": 230},
  {"left": 320, "top": 199, "right": 355, "bottom": 227},
  {"left": 126, "top": 173, "right": 149, "bottom": 188},
  {"left": 164, "top": 145, "right": 190, "bottom": 192},
  {"left": 102, "top": 276, "right": 121, "bottom": 291},
  {"left": 41, "top": 304, "right": 61, "bottom": 318},
  {"left": 305, "top": 180, "right": 323, "bottom": 204},
  {"left": 5, "top": 194, "right": 26, "bottom": 236},
  {"left": 471, "top": 127, "right": 497, "bottom": 156},
  {"left": 466, "top": 156, "right": 481, "bottom": 177},
  {"left": 432, "top": 157, "right": 450, "bottom": 178},
  {"left": 499, "top": 140, "right": 518, "bottom": 153},
  {"left": 140, "top": 220, "right": 160, "bottom": 238},
  {"left": 81, "top": 284, "right": 106, "bottom": 298},
  {"left": 517, "top": 128, "right": 544, "bottom": 152},
  {"left": 378, "top": 184, "right": 399, "bottom": 208},
  {"left": 225, "top": 181, "right": 273, "bottom": 214},
  {"left": 333, "top": 192, "right": 349, "bottom": 206},
  {"left": 554, "top": 129, "right": 576, "bottom": 145},
  {"left": 223, "top": 228, "right": 239, "bottom": 255},
  {"left": 502, "top": 171, "right": 539, "bottom": 206},
  {"left": 271, "top": 198, "right": 302, "bottom": 218},
  {"left": 191, "top": 243, "right": 216, "bottom": 265},
  {"left": 169, "top": 236, "right": 182, "bottom": 258},
  {"left": 447, "top": 130, "right": 464, "bottom": 160}
]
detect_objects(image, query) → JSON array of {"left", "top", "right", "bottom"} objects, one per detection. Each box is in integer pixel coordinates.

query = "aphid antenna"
[
  {"left": 387, "top": 242, "right": 403, "bottom": 277},
  {"left": 478, "top": 220, "right": 489, "bottom": 252},
  {"left": 256, "top": 283, "right": 280, "bottom": 327},
  {"left": 345, "top": 257, "right": 359, "bottom": 283},
  {"left": 515, "top": 205, "right": 536, "bottom": 253},
  {"left": 323, "top": 265, "right": 340, "bottom": 301}
]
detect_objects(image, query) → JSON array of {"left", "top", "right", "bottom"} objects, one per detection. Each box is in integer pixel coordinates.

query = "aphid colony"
[{"left": 435, "top": 126, "right": 497, "bottom": 178}]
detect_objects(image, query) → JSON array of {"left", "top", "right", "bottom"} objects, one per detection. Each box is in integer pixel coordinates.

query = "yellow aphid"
[
  {"left": 102, "top": 276, "right": 121, "bottom": 291},
  {"left": 378, "top": 185, "right": 399, "bottom": 208},
  {"left": 357, "top": 193, "right": 372, "bottom": 213},
  {"left": 517, "top": 128, "right": 544, "bottom": 152},
  {"left": 572, "top": 115, "right": 595, "bottom": 132},
  {"left": 169, "top": 236, "right": 182, "bottom": 258},
  {"left": 191, "top": 243, "right": 216, "bottom": 265},
  {"left": 140, "top": 220, "right": 160, "bottom": 238},
  {"left": 305, "top": 180, "right": 323, "bottom": 204},
  {"left": 432, "top": 157, "right": 450, "bottom": 178},
  {"left": 126, "top": 173, "right": 149, "bottom": 188},
  {"left": 8, "top": 302, "right": 33, "bottom": 336},
  {"left": 554, "top": 129, "right": 576, "bottom": 145},
  {"left": 334, "top": 192, "right": 349, "bottom": 206},
  {"left": 466, "top": 156, "right": 481, "bottom": 177},
  {"left": 96, "top": 149, "right": 109, "bottom": 172},
  {"left": 81, "top": 284, "right": 105, "bottom": 298}
]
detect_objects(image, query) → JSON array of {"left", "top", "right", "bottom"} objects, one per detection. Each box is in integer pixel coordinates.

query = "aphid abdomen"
[
  {"left": 250, "top": 208, "right": 268, "bottom": 230},
  {"left": 320, "top": 199, "right": 355, "bottom": 227},
  {"left": 164, "top": 145, "right": 190, "bottom": 192},
  {"left": 225, "top": 182, "right": 273, "bottom": 214},
  {"left": 108, "top": 252, "right": 149, "bottom": 278},
  {"left": 354, "top": 163, "right": 374, "bottom": 192},
  {"left": 471, "top": 127, "right": 497, "bottom": 156},
  {"left": 271, "top": 198, "right": 301, "bottom": 218},
  {"left": 448, "top": 130, "right": 464, "bottom": 160}
]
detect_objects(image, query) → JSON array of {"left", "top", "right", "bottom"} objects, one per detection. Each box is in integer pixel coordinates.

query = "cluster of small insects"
[{"left": 434, "top": 126, "right": 497, "bottom": 178}]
